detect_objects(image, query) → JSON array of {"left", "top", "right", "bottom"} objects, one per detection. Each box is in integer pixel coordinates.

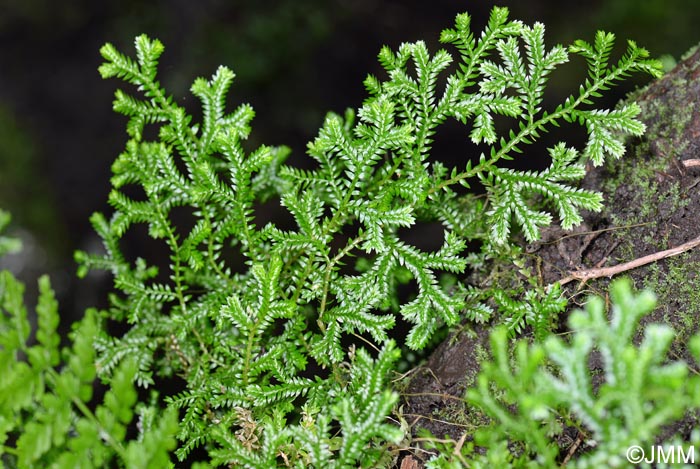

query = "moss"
[
  {"left": 599, "top": 60, "right": 695, "bottom": 268},
  {"left": 603, "top": 45, "right": 696, "bottom": 230},
  {"left": 680, "top": 42, "right": 700, "bottom": 63},
  {"left": 639, "top": 254, "right": 700, "bottom": 360},
  {"left": 430, "top": 400, "right": 484, "bottom": 432}
]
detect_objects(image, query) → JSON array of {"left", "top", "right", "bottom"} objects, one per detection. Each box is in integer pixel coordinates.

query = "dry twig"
[
  {"left": 561, "top": 432, "right": 585, "bottom": 466},
  {"left": 557, "top": 234, "right": 700, "bottom": 286},
  {"left": 682, "top": 158, "right": 700, "bottom": 168}
]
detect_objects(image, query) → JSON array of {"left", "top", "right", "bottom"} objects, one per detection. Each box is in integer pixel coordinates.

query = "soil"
[{"left": 399, "top": 45, "right": 700, "bottom": 466}]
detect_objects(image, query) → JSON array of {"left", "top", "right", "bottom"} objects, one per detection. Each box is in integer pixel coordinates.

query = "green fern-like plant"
[
  {"left": 0, "top": 6, "right": 670, "bottom": 467},
  {"left": 0, "top": 211, "right": 179, "bottom": 468},
  {"left": 436, "top": 278, "right": 700, "bottom": 468},
  {"left": 72, "top": 7, "right": 662, "bottom": 466}
]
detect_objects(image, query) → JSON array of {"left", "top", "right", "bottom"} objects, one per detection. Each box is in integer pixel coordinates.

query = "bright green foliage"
[
  {"left": 71, "top": 6, "right": 663, "bottom": 466},
  {"left": 203, "top": 343, "right": 402, "bottom": 468},
  {"left": 0, "top": 6, "right": 669, "bottom": 468},
  {"left": 443, "top": 278, "right": 700, "bottom": 468},
  {"left": 0, "top": 210, "right": 21, "bottom": 257},
  {"left": 0, "top": 216, "right": 178, "bottom": 468},
  {"left": 496, "top": 281, "right": 567, "bottom": 341}
]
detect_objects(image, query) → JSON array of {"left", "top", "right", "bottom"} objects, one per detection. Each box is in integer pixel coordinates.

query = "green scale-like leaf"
[{"left": 72, "top": 9, "right": 664, "bottom": 467}]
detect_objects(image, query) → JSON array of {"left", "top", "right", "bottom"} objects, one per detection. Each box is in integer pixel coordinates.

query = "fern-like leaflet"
[{"left": 77, "top": 7, "right": 662, "bottom": 465}]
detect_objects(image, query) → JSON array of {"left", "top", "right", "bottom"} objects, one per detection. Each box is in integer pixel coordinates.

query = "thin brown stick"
[
  {"left": 682, "top": 158, "right": 700, "bottom": 168},
  {"left": 561, "top": 432, "right": 585, "bottom": 466},
  {"left": 557, "top": 234, "right": 700, "bottom": 286},
  {"left": 453, "top": 431, "right": 469, "bottom": 457},
  {"left": 401, "top": 413, "right": 473, "bottom": 429}
]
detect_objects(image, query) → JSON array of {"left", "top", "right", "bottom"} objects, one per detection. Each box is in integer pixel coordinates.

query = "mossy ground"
[
  {"left": 399, "top": 45, "right": 700, "bottom": 466},
  {"left": 581, "top": 44, "right": 700, "bottom": 368}
]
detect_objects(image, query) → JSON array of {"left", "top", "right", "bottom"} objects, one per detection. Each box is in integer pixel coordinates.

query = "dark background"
[{"left": 0, "top": 0, "right": 698, "bottom": 322}]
